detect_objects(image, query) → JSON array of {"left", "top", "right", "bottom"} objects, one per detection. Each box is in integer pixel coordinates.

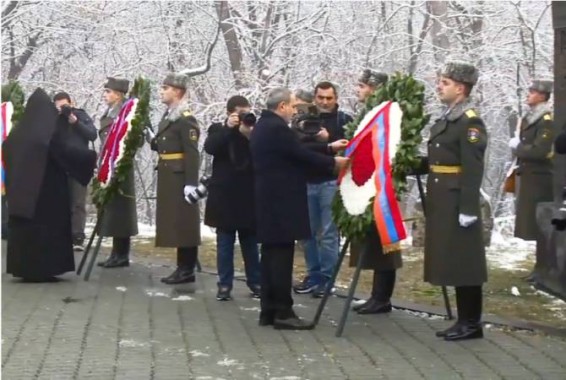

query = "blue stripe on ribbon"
[{"left": 374, "top": 112, "right": 399, "bottom": 243}]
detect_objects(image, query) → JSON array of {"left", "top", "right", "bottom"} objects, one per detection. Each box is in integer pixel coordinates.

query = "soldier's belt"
[
  {"left": 429, "top": 165, "right": 462, "bottom": 174},
  {"left": 159, "top": 153, "right": 184, "bottom": 160}
]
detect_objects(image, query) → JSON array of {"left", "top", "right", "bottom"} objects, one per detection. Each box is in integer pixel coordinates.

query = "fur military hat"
[
  {"left": 163, "top": 73, "right": 188, "bottom": 90},
  {"left": 529, "top": 80, "right": 553, "bottom": 94},
  {"left": 440, "top": 62, "right": 479, "bottom": 86},
  {"left": 359, "top": 69, "right": 388, "bottom": 87},
  {"left": 104, "top": 77, "right": 130, "bottom": 94}
]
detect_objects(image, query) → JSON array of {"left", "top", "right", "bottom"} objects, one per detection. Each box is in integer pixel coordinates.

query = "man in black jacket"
[
  {"left": 250, "top": 87, "right": 349, "bottom": 330},
  {"left": 53, "top": 92, "right": 97, "bottom": 250},
  {"left": 204, "top": 95, "right": 261, "bottom": 301},
  {"left": 293, "top": 82, "right": 351, "bottom": 297}
]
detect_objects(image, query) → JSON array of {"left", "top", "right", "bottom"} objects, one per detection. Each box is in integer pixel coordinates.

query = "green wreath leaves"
[
  {"left": 1, "top": 80, "right": 26, "bottom": 125},
  {"left": 333, "top": 72, "right": 430, "bottom": 241}
]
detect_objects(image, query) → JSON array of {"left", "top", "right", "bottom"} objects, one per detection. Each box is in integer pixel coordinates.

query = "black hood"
[{"left": 3, "top": 88, "right": 58, "bottom": 218}]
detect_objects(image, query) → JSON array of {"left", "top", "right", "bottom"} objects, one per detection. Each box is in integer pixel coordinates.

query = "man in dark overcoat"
[
  {"left": 424, "top": 62, "right": 487, "bottom": 341},
  {"left": 250, "top": 87, "right": 348, "bottom": 330},
  {"left": 204, "top": 95, "right": 260, "bottom": 300},
  {"left": 97, "top": 77, "right": 139, "bottom": 268},
  {"left": 151, "top": 73, "right": 201, "bottom": 285},
  {"left": 509, "top": 80, "right": 554, "bottom": 243}
]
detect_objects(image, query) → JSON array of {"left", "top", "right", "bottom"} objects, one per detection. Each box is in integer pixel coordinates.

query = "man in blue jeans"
[
  {"left": 293, "top": 82, "right": 352, "bottom": 297},
  {"left": 204, "top": 96, "right": 261, "bottom": 300}
]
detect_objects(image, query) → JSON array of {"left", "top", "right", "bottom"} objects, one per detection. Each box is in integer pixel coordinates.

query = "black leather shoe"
[
  {"left": 352, "top": 299, "right": 371, "bottom": 312},
  {"left": 103, "top": 256, "right": 129, "bottom": 268},
  {"left": 444, "top": 324, "right": 483, "bottom": 341},
  {"left": 97, "top": 253, "right": 117, "bottom": 267},
  {"left": 273, "top": 316, "right": 314, "bottom": 330},
  {"left": 161, "top": 268, "right": 196, "bottom": 285},
  {"left": 259, "top": 312, "right": 275, "bottom": 326},
  {"left": 435, "top": 322, "right": 462, "bottom": 337},
  {"left": 356, "top": 299, "right": 392, "bottom": 315}
]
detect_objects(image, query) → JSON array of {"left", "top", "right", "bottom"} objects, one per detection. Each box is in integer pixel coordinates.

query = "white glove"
[
  {"left": 508, "top": 136, "right": 520, "bottom": 149},
  {"left": 184, "top": 185, "right": 197, "bottom": 204},
  {"left": 459, "top": 214, "right": 478, "bottom": 228}
]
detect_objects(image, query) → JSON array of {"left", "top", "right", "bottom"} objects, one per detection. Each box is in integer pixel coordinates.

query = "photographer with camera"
[
  {"left": 204, "top": 96, "right": 261, "bottom": 301},
  {"left": 292, "top": 82, "right": 351, "bottom": 298},
  {"left": 150, "top": 73, "right": 202, "bottom": 285},
  {"left": 52, "top": 91, "right": 97, "bottom": 251}
]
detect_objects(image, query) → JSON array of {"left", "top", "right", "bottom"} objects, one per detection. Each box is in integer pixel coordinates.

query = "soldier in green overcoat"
[
  {"left": 150, "top": 73, "right": 201, "bottom": 285},
  {"left": 509, "top": 80, "right": 554, "bottom": 243},
  {"left": 97, "top": 77, "right": 139, "bottom": 268},
  {"left": 348, "top": 69, "right": 403, "bottom": 315},
  {"left": 424, "top": 62, "right": 487, "bottom": 341}
]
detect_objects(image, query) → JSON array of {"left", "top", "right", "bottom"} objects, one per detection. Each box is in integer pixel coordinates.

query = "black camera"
[
  {"left": 60, "top": 104, "right": 73, "bottom": 117},
  {"left": 292, "top": 104, "right": 322, "bottom": 136},
  {"left": 238, "top": 112, "right": 257, "bottom": 128},
  {"left": 186, "top": 176, "right": 210, "bottom": 204}
]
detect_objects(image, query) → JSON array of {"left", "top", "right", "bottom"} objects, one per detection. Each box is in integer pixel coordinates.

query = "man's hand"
[
  {"left": 508, "top": 136, "right": 520, "bottom": 149},
  {"left": 458, "top": 214, "right": 478, "bottom": 228},
  {"left": 329, "top": 139, "right": 349, "bottom": 152},
  {"left": 334, "top": 156, "right": 350, "bottom": 173},
  {"left": 315, "top": 128, "right": 329, "bottom": 142},
  {"left": 226, "top": 113, "right": 240, "bottom": 128},
  {"left": 68, "top": 113, "right": 78, "bottom": 124}
]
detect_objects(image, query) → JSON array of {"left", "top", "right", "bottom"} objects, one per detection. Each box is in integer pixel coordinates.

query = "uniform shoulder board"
[
  {"left": 465, "top": 109, "right": 478, "bottom": 118},
  {"left": 183, "top": 110, "right": 192, "bottom": 117},
  {"left": 544, "top": 113, "right": 552, "bottom": 121}
]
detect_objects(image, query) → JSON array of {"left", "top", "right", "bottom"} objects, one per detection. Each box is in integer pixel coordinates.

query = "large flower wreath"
[
  {"left": 332, "top": 73, "right": 430, "bottom": 249},
  {"left": 1, "top": 81, "right": 25, "bottom": 195},
  {"left": 92, "top": 77, "right": 150, "bottom": 209}
]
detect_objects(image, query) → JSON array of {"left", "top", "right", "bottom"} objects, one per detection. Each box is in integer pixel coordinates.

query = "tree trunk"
[
  {"left": 426, "top": 1, "right": 450, "bottom": 63},
  {"left": 215, "top": 1, "right": 244, "bottom": 89}
]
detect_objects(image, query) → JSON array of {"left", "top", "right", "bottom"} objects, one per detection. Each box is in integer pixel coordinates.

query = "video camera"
[
  {"left": 292, "top": 104, "right": 322, "bottom": 136},
  {"left": 186, "top": 175, "right": 210, "bottom": 204}
]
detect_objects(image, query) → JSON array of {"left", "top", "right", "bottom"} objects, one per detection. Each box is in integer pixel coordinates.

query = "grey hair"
[
  {"left": 295, "top": 89, "right": 314, "bottom": 103},
  {"left": 266, "top": 87, "right": 292, "bottom": 111}
]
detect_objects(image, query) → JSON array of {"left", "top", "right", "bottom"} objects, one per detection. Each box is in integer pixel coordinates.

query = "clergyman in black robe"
[{"left": 3, "top": 88, "right": 96, "bottom": 282}]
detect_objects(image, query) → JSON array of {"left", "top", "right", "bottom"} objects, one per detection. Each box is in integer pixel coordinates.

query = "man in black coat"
[
  {"left": 4, "top": 88, "right": 96, "bottom": 282},
  {"left": 53, "top": 92, "right": 97, "bottom": 251},
  {"left": 250, "top": 87, "right": 349, "bottom": 329},
  {"left": 204, "top": 95, "right": 261, "bottom": 301}
]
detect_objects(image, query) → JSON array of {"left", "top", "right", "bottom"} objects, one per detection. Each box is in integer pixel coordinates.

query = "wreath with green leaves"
[
  {"left": 91, "top": 76, "right": 150, "bottom": 209},
  {"left": 332, "top": 72, "right": 430, "bottom": 242},
  {"left": 1, "top": 80, "right": 26, "bottom": 124}
]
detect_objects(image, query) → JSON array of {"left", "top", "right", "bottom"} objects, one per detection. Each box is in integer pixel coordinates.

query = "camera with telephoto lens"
[
  {"left": 186, "top": 176, "right": 210, "bottom": 204},
  {"left": 292, "top": 104, "right": 322, "bottom": 136},
  {"left": 60, "top": 104, "right": 73, "bottom": 117},
  {"left": 551, "top": 187, "right": 566, "bottom": 231},
  {"left": 238, "top": 112, "right": 257, "bottom": 128}
]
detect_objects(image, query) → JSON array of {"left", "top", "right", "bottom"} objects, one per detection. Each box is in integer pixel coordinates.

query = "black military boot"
[
  {"left": 357, "top": 270, "right": 395, "bottom": 315},
  {"left": 161, "top": 247, "right": 197, "bottom": 285},
  {"left": 103, "top": 237, "right": 130, "bottom": 268},
  {"left": 436, "top": 288, "right": 462, "bottom": 337},
  {"left": 273, "top": 309, "right": 314, "bottom": 330},
  {"left": 444, "top": 286, "right": 483, "bottom": 341}
]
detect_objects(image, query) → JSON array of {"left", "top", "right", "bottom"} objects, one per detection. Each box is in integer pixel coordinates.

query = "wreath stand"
[
  {"left": 76, "top": 210, "right": 105, "bottom": 281},
  {"left": 311, "top": 174, "right": 453, "bottom": 337}
]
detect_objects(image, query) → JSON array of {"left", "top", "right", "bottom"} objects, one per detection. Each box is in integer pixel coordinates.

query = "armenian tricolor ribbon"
[
  {"left": 1, "top": 102, "right": 14, "bottom": 195},
  {"left": 338, "top": 101, "right": 406, "bottom": 247}
]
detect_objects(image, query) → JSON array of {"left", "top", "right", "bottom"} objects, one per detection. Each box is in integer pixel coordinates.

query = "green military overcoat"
[
  {"left": 514, "top": 104, "right": 554, "bottom": 241},
  {"left": 424, "top": 102, "right": 488, "bottom": 286},
  {"left": 154, "top": 103, "right": 201, "bottom": 248},
  {"left": 98, "top": 102, "right": 139, "bottom": 238}
]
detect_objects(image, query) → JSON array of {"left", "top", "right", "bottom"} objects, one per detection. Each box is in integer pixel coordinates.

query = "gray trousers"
[{"left": 69, "top": 178, "right": 87, "bottom": 242}]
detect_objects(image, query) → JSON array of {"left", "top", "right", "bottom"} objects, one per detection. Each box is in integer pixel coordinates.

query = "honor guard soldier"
[
  {"left": 424, "top": 62, "right": 488, "bottom": 341},
  {"left": 508, "top": 80, "right": 554, "bottom": 282},
  {"left": 151, "top": 73, "right": 201, "bottom": 285},
  {"left": 97, "top": 77, "right": 139, "bottom": 268}
]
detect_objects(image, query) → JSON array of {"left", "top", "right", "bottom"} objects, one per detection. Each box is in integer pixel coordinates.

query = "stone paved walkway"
[{"left": 2, "top": 250, "right": 566, "bottom": 380}]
